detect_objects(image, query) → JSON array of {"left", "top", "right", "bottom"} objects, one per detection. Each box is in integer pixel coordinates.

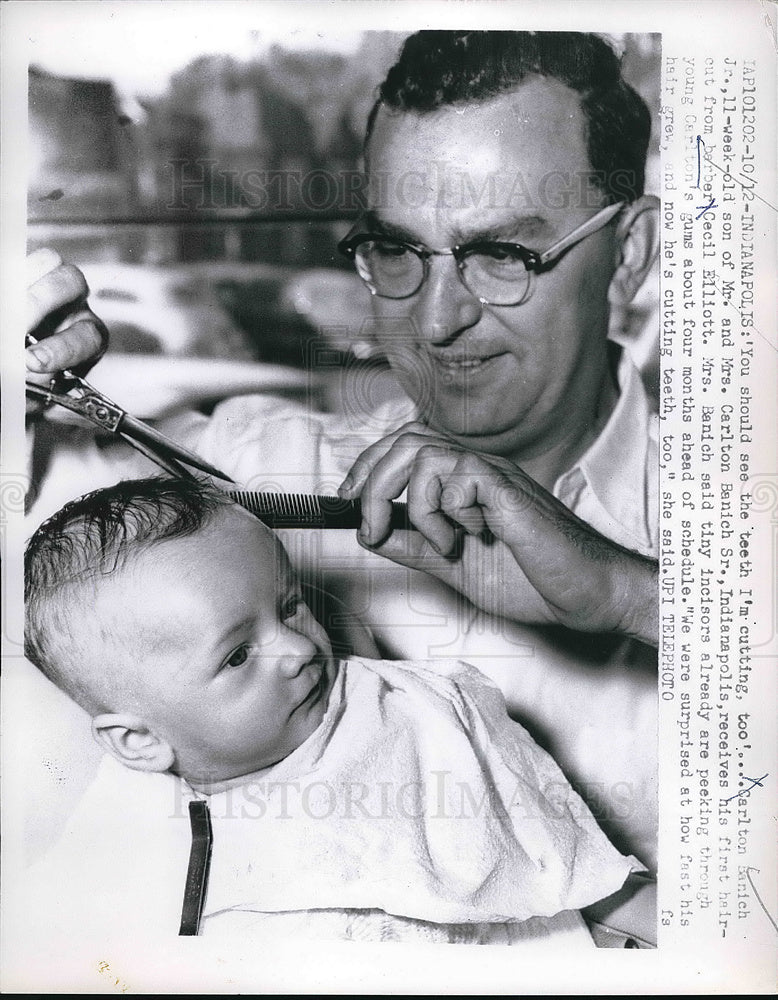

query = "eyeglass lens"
[{"left": 354, "top": 240, "right": 531, "bottom": 306}]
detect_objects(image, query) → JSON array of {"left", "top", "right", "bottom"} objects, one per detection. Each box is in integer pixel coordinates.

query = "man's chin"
[{"left": 425, "top": 411, "right": 520, "bottom": 449}]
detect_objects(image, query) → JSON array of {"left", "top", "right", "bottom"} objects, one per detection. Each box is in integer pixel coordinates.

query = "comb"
[{"left": 228, "top": 491, "right": 412, "bottom": 530}]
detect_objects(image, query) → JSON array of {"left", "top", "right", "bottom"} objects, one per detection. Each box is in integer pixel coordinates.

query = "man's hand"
[
  {"left": 26, "top": 249, "right": 109, "bottom": 417},
  {"left": 339, "top": 422, "right": 658, "bottom": 646}
]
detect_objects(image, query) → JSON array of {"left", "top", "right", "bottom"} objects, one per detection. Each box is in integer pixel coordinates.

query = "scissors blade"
[
  {"left": 27, "top": 331, "right": 233, "bottom": 481},
  {"left": 116, "top": 428, "right": 196, "bottom": 479},
  {"left": 119, "top": 413, "right": 235, "bottom": 482}
]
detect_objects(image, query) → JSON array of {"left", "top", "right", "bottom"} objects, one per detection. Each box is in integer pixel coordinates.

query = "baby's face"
[{"left": 94, "top": 505, "right": 334, "bottom": 784}]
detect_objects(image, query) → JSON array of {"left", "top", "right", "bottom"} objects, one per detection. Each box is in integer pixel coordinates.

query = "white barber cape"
[{"left": 21, "top": 657, "right": 640, "bottom": 948}]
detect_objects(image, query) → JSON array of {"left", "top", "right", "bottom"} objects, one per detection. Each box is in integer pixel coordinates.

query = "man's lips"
[{"left": 429, "top": 350, "right": 506, "bottom": 373}]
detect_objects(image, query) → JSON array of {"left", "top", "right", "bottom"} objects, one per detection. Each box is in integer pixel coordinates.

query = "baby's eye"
[
  {"left": 281, "top": 595, "right": 303, "bottom": 620},
  {"left": 225, "top": 644, "right": 251, "bottom": 668}
]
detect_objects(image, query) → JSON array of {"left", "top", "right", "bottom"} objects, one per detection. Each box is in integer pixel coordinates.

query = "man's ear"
[
  {"left": 608, "top": 194, "right": 660, "bottom": 306},
  {"left": 92, "top": 713, "right": 175, "bottom": 773}
]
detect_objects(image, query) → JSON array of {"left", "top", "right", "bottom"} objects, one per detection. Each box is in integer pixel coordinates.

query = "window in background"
[{"left": 27, "top": 32, "right": 660, "bottom": 408}]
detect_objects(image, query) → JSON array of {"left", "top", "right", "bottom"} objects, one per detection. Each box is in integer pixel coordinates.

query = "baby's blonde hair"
[{"left": 25, "top": 476, "right": 231, "bottom": 712}]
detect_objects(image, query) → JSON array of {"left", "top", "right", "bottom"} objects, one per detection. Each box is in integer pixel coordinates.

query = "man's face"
[
  {"left": 93, "top": 507, "right": 334, "bottom": 783},
  {"left": 365, "top": 77, "right": 620, "bottom": 463}
]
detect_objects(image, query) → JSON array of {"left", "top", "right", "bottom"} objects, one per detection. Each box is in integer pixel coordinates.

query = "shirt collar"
[
  {"left": 554, "top": 350, "right": 656, "bottom": 549},
  {"left": 374, "top": 349, "right": 656, "bottom": 550}
]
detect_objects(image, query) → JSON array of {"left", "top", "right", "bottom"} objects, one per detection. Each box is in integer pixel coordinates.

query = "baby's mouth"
[{"left": 293, "top": 658, "right": 330, "bottom": 715}]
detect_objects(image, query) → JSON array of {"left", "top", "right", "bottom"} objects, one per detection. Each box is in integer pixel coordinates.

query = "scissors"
[
  {"left": 24, "top": 338, "right": 415, "bottom": 528},
  {"left": 25, "top": 334, "right": 234, "bottom": 482}
]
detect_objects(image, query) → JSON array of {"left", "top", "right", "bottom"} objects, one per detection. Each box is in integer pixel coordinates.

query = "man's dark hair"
[
  {"left": 366, "top": 30, "right": 652, "bottom": 203},
  {"left": 25, "top": 476, "right": 230, "bottom": 707}
]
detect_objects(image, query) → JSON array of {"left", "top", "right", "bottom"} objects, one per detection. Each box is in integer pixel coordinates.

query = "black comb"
[{"left": 228, "top": 491, "right": 412, "bottom": 530}]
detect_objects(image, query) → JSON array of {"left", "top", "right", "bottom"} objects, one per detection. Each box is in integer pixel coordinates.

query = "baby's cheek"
[
  {"left": 298, "top": 607, "right": 329, "bottom": 645},
  {"left": 313, "top": 619, "right": 333, "bottom": 655}
]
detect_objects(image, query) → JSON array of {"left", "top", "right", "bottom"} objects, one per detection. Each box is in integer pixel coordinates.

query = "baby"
[{"left": 24, "top": 476, "right": 641, "bottom": 947}]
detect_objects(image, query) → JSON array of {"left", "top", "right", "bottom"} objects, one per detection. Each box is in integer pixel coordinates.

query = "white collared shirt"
[{"left": 554, "top": 352, "right": 658, "bottom": 558}]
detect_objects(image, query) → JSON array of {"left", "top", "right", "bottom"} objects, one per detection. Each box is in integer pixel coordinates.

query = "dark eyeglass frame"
[{"left": 338, "top": 201, "right": 625, "bottom": 306}]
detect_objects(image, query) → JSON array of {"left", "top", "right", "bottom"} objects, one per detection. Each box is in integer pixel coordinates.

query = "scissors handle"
[{"left": 25, "top": 378, "right": 124, "bottom": 432}]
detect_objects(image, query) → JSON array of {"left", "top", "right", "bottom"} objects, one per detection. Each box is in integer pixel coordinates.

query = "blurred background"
[{"left": 28, "top": 30, "right": 661, "bottom": 416}]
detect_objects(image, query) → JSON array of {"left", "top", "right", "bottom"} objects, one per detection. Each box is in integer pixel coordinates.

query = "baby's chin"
[
  {"left": 282, "top": 652, "right": 338, "bottom": 753},
  {"left": 188, "top": 658, "right": 339, "bottom": 793}
]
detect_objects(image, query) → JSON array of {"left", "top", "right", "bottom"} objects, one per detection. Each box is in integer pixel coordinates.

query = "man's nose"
[{"left": 412, "top": 255, "right": 483, "bottom": 345}]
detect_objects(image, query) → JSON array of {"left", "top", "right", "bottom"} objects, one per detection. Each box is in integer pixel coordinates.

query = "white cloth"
[
  {"left": 20, "top": 656, "right": 638, "bottom": 948},
  {"left": 200, "top": 657, "right": 640, "bottom": 927},
  {"left": 201, "top": 905, "right": 593, "bottom": 947}
]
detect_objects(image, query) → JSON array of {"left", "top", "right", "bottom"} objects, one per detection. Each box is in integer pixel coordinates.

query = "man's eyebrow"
[
  {"left": 451, "top": 214, "right": 551, "bottom": 245},
  {"left": 362, "top": 211, "right": 552, "bottom": 247},
  {"left": 363, "top": 211, "right": 417, "bottom": 242}
]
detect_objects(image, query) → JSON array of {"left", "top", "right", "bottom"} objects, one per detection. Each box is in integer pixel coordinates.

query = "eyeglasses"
[{"left": 338, "top": 202, "right": 624, "bottom": 307}]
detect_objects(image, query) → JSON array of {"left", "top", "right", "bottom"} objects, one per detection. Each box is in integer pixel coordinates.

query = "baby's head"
[{"left": 25, "top": 477, "right": 334, "bottom": 789}]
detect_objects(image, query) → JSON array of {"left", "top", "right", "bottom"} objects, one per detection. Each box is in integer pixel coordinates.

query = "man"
[
  {"left": 337, "top": 31, "right": 659, "bottom": 647},
  {"left": 25, "top": 31, "right": 659, "bottom": 883}
]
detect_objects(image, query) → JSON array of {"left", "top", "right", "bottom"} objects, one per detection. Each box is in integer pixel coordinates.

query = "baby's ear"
[{"left": 91, "top": 714, "right": 175, "bottom": 773}]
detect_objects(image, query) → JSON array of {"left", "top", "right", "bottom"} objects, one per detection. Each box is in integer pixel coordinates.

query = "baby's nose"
[{"left": 273, "top": 627, "right": 317, "bottom": 678}]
